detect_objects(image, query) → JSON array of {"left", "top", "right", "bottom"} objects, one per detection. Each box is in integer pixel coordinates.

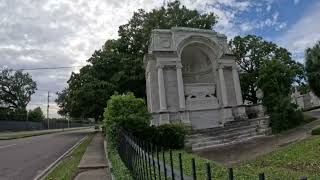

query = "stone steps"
[
  {"left": 186, "top": 120, "right": 261, "bottom": 151},
  {"left": 187, "top": 124, "right": 257, "bottom": 139},
  {"left": 186, "top": 127, "right": 257, "bottom": 143},
  {"left": 192, "top": 134, "right": 262, "bottom": 151}
]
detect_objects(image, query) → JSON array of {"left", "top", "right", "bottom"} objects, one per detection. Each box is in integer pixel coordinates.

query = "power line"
[{"left": 13, "top": 66, "right": 84, "bottom": 71}]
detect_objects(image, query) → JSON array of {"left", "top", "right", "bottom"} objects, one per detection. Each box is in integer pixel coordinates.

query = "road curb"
[{"left": 33, "top": 135, "right": 89, "bottom": 180}]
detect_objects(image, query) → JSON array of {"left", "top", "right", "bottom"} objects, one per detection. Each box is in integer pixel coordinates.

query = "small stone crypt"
[{"left": 144, "top": 27, "right": 270, "bottom": 151}]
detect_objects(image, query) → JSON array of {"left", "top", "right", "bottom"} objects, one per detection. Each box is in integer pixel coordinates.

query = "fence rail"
[{"left": 117, "top": 129, "right": 309, "bottom": 180}]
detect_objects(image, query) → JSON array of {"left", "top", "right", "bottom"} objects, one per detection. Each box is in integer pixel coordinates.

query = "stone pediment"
[{"left": 148, "top": 27, "right": 230, "bottom": 55}]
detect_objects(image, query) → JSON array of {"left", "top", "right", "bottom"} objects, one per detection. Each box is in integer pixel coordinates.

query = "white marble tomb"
[{"left": 144, "top": 27, "right": 247, "bottom": 130}]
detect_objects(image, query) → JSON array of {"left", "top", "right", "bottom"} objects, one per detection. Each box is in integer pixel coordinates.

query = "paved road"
[{"left": 0, "top": 128, "right": 93, "bottom": 180}]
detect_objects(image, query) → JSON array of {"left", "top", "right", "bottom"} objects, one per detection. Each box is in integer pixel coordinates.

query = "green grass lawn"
[
  {"left": 108, "top": 135, "right": 320, "bottom": 179},
  {"left": 162, "top": 135, "right": 320, "bottom": 180},
  {"left": 45, "top": 134, "right": 94, "bottom": 180}
]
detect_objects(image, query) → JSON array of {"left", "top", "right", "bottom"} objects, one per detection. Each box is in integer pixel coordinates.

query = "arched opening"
[
  {"left": 181, "top": 45, "right": 214, "bottom": 84},
  {"left": 180, "top": 43, "right": 219, "bottom": 110}
]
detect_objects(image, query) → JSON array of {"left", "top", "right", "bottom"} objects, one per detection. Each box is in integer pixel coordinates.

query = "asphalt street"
[{"left": 0, "top": 128, "right": 93, "bottom": 180}]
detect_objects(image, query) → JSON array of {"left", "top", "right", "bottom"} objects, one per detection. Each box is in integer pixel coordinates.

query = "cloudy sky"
[{"left": 1, "top": 0, "right": 319, "bottom": 117}]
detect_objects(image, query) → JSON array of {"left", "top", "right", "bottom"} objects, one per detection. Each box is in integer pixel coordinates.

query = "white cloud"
[
  {"left": 278, "top": 2, "right": 320, "bottom": 62},
  {"left": 0, "top": 0, "right": 287, "bottom": 117}
]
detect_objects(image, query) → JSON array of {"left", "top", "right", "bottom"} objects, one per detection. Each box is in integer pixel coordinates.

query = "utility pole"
[{"left": 47, "top": 91, "right": 50, "bottom": 129}]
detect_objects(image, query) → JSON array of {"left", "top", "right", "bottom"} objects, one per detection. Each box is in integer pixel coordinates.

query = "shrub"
[
  {"left": 156, "top": 123, "right": 187, "bottom": 149},
  {"left": 28, "top": 107, "right": 45, "bottom": 122},
  {"left": 270, "top": 96, "right": 303, "bottom": 133},
  {"left": 311, "top": 128, "right": 320, "bottom": 135},
  {"left": 103, "top": 93, "right": 151, "bottom": 141},
  {"left": 103, "top": 92, "right": 188, "bottom": 149},
  {"left": 140, "top": 123, "right": 187, "bottom": 149}
]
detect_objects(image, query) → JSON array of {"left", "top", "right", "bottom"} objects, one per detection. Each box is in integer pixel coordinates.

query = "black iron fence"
[{"left": 117, "top": 129, "right": 309, "bottom": 180}]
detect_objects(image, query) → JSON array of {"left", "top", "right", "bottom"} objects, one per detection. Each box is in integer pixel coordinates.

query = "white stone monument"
[{"left": 144, "top": 27, "right": 247, "bottom": 130}]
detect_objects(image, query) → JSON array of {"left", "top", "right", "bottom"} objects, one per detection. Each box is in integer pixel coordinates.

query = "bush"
[
  {"left": 311, "top": 128, "right": 320, "bottom": 135},
  {"left": 139, "top": 123, "right": 187, "bottom": 149},
  {"left": 28, "top": 107, "right": 45, "bottom": 122},
  {"left": 103, "top": 92, "right": 187, "bottom": 149},
  {"left": 270, "top": 96, "right": 303, "bottom": 133},
  {"left": 103, "top": 93, "right": 151, "bottom": 142},
  {"left": 153, "top": 123, "right": 187, "bottom": 149}
]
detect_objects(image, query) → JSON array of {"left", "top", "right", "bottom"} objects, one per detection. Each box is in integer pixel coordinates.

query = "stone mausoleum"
[{"left": 144, "top": 27, "right": 270, "bottom": 150}]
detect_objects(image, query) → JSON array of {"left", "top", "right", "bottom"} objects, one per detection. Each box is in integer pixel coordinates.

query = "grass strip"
[
  {"left": 45, "top": 134, "right": 94, "bottom": 180},
  {"left": 106, "top": 136, "right": 134, "bottom": 180}
]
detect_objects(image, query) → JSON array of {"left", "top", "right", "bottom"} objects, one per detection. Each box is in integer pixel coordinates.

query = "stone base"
[
  {"left": 185, "top": 116, "right": 271, "bottom": 151},
  {"left": 151, "top": 106, "right": 236, "bottom": 129}
]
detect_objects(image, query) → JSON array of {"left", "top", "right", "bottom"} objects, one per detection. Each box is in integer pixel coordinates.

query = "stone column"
[
  {"left": 176, "top": 64, "right": 186, "bottom": 110},
  {"left": 157, "top": 65, "right": 167, "bottom": 111},
  {"left": 232, "top": 65, "right": 243, "bottom": 105},
  {"left": 218, "top": 65, "right": 228, "bottom": 106},
  {"left": 232, "top": 65, "right": 247, "bottom": 119}
]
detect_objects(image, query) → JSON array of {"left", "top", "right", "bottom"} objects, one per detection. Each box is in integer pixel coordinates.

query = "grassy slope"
[
  {"left": 164, "top": 136, "right": 320, "bottom": 179},
  {"left": 45, "top": 134, "right": 94, "bottom": 180},
  {"left": 106, "top": 136, "right": 320, "bottom": 179}
]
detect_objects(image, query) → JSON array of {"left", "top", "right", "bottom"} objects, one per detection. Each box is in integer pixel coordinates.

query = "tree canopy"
[
  {"left": 229, "top": 35, "right": 305, "bottom": 104},
  {"left": 56, "top": 1, "right": 218, "bottom": 120},
  {"left": 0, "top": 68, "right": 37, "bottom": 109},
  {"left": 28, "top": 107, "right": 45, "bottom": 122},
  {"left": 258, "top": 59, "right": 303, "bottom": 132},
  {"left": 305, "top": 41, "right": 320, "bottom": 97}
]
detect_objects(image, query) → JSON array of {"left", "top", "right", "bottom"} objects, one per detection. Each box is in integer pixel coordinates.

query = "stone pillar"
[
  {"left": 157, "top": 65, "right": 167, "bottom": 111},
  {"left": 176, "top": 64, "right": 186, "bottom": 110},
  {"left": 218, "top": 65, "right": 228, "bottom": 106},
  {"left": 232, "top": 65, "right": 247, "bottom": 119},
  {"left": 232, "top": 65, "right": 243, "bottom": 105}
]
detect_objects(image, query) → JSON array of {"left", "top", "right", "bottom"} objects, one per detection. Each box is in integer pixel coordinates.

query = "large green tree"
[
  {"left": 56, "top": 1, "right": 218, "bottom": 120},
  {"left": 229, "top": 35, "right": 304, "bottom": 104},
  {"left": 258, "top": 59, "right": 303, "bottom": 132},
  {"left": 0, "top": 69, "right": 37, "bottom": 109},
  {"left": 305, "top": 41, "right": 320, "bottom": 97},
  {"left": 28, "top": 107, "right": 45, "bottom": 122}
]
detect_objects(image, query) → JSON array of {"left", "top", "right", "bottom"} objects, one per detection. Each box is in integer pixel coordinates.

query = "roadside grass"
[
  {"left": 106, "top": 136, "right": 134, "bottom": 180},
  {"left": 45, "top": 134, "right": 94, "bottom": 180}
]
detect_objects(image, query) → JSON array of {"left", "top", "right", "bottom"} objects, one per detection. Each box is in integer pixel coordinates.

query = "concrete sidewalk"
[{"left": 74, "top": 133, "right": 111, "bottom": 180}]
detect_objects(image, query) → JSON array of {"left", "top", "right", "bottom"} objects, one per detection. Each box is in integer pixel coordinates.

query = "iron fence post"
[
  {"left": 170, "top": 150, "right": 175, "bottom": 180},
  {"left": 259, "top": 173, "right": 265, "bottom": 180},
  {"left": 206, "top": 163, "right": 212, "bottom": 180},
  {"left": 156, "top": 146, "right": 161, "bottom": 180},
  {"left": 192, "top": 158, "right": 197, "bottom": 180},
  {"left": 179, "top": 153, "right": 184, "bottom": 180},
  {"left": 228, "top": 168, "right": 233, "bottom": 180},
  {"left": 162, "top": 148, "right": 167, "bottom": 180}
]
